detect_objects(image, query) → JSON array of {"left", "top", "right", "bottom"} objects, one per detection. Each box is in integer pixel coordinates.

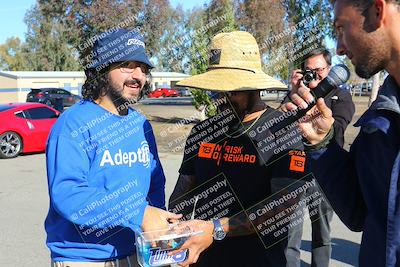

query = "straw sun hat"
[{"left": 177, "top": 31, "right": 287, "bottom": 91}]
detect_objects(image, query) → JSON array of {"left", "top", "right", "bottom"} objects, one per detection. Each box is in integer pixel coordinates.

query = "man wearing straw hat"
[{"left": 169, "top": 31, "right": 315, "bottom": 267}]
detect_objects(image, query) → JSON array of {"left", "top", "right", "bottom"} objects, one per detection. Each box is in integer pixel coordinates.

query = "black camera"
[{"left": 302, "top": 69, "right": 318, "bottom": 86}]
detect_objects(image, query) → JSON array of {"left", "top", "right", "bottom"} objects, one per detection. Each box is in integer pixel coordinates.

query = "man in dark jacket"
[
  {"left": 288, "top": 48, "right": 355, "bottom": 147},
  {"left": 281, "top": 48, "right": 355, "bottom": 267},
  {"left": 282, "top": 0, "right": 400, "bottom": 266}
]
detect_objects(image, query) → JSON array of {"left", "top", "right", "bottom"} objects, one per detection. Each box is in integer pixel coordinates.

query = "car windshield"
[{"left": 0, "top": 105, "right": 15, "bottom": 112}]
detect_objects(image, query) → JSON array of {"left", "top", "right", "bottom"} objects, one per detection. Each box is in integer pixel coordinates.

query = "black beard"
[
  {"left": 355, "top": 64, "right": 383, "bottom": 79},
  {"left": 108, "top": 85, "right": 128, "bottom": 114},
  {"left": 107, "top": 78, "right": 142, "bottom": 115},
  {"left": 354, "top": 44, "right": 387, "bottom": 79}
]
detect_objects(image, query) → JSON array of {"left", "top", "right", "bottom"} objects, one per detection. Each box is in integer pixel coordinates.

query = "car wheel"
[
  {"left": 0, "top": 132, "right": 23, "bottom": 159},
  {"left": 162, "top": 93, "right": 166, "bottom": 97}
]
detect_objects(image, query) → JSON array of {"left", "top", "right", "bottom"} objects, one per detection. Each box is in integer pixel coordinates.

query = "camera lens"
[
  {"left": 302, "top": 70, "right": 316, "bottom": 86},
  {"left": 304, "top": 74, "right": 313, "bottom": 82}
]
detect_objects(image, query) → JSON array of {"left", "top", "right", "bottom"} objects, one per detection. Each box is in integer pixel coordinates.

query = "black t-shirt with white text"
[{"left": 174, "top": 107, "right": 312, "bottom": 267}]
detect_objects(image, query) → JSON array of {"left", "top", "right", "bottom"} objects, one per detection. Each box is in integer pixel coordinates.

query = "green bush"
[{"left": 190, "top": 89, "right": 217, "bottom": 118}]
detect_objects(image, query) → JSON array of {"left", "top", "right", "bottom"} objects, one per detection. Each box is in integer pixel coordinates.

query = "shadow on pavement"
[
  {"left": 148, "top": 115, "right": 199, "bottom": 124},
  {"left": 301, "top": 238, "right": 360, "bottom": 266},
  {"left": 140, "top": 97, "right": 193, "bottom": 105}
]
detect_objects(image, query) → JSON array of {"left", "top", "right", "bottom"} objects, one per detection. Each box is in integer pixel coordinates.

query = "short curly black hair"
[{"left": 82, "top": 67, "right": 151, "bottom": 101}]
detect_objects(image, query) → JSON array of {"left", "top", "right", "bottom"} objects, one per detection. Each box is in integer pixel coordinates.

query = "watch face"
[{"left": 213, "top": 228, "right": 226, "bottom": 241}]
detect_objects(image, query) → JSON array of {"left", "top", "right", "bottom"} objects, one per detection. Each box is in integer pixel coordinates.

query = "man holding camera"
[
  {"left": 281, "top": 48, "right": 355, "bottom": 267},
  {"left": 283, "top": 0, "right": 400, "bottom": 265}
]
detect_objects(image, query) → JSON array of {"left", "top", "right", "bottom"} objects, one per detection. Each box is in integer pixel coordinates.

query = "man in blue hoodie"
[
  {"left": 282, "top": 0, "right": 400, "bottom": 266},
  {"left": 45, "top": 28, "right": 181, "bottom": 267}
]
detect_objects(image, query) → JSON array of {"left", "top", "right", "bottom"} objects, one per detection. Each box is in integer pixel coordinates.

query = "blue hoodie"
[
  {"left": 308, "top": 76, "right": 400, "bottom": 266},
  {"left": 45, "top": 100, "right": 165, "bottom": 262}
]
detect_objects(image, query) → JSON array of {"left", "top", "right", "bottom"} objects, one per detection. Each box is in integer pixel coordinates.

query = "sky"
[
  {"left": 0, "top": 0, "right": 35, "bottom": 43},
  {"left": 0, "top": 0, "right": 210, "bottom": 44},
  {"left": 0, "top": 0, "right": 340, "bottom": 65}
]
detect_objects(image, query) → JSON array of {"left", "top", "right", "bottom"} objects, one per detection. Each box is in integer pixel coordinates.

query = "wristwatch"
[{"left": 212, "top": 219, "right": 226, "bottom": 241}]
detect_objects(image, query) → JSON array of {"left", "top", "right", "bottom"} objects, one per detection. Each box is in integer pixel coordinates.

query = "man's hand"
[
  {"left": 281, "top": 79, "right": 315, "bottom": 111},
  {"left": 298, "top": 99, "right": 334, "bottom": 145},
  {"left": 291, "top": 68, "right": 303, "bottom": 91},
  {"left": 169, "top": 220, "right": 215, "bottom": 266},
  {"left": 281, "top": 75, "right": 334, "bottom": 145},
  {"left": 141, "top": 206, "right": 182, "bottom": 233}
]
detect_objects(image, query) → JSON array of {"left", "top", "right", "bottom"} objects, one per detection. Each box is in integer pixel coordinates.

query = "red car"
[
  {"left": 0, "top": 103, "right": 59, "bottom": 159},
  {"left": 148, "top": 88, "right": 178, "bottom": 98}
]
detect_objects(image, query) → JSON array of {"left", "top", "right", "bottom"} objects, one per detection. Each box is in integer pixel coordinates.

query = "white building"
[{"left": 0, "top": 71, "right": 190, "bottom": 103}]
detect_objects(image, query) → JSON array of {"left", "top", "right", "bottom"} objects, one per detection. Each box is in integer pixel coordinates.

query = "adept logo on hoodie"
[{"left": 100, "top": 141, "right": 151, "bottom": 168}]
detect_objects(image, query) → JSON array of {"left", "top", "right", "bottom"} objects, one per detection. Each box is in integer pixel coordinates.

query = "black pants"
[{"left": 286, "top": 181, "right": 333, "bottom": 267}]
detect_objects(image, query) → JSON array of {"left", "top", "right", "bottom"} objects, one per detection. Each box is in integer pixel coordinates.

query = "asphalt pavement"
[{"left": 0, "top": 152, "right": 361, "bottom": 267}]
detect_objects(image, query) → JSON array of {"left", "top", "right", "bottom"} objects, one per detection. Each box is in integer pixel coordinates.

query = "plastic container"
[{"left": 136, "top": 226, "right": 203, "bottom": 267}]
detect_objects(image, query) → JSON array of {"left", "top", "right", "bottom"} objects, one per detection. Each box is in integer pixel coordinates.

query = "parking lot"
[
  {"left": 0, "top": 152, "right": 362, "bottom": 267},
  {"left": 0, "top": 98, "right": 368, "bottom": 266}
]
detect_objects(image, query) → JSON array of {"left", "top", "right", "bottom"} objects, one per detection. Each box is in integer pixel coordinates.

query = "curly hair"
[
  {"left": 82, "top": 68, "right": 152, "bottom": 101},
  {"left": 82, "top": 69, "right": 108, "bottom": 101}
]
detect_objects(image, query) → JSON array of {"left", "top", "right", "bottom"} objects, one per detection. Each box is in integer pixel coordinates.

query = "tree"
[
  {"left": 233, "top": 1, "right": 287, "bottom": 78},
  {"left": 205, "top": 0, "right": 237, "bottom": 36},
  {"left": 258, "top": 0, "right": 334, "bottom": 80},
  {"left": 63, "top": 0, "right": 173, "bottom": 67},
  {"left": 187, "top": 0, "right": 238, "bottom": 118},
  {"left": 142, "top": 0, "right": 174, "bottom": 58},
  {"left": 23, "top": 1, "right": 81, "bottom": 71},
  {"left": 235, "top": 1, "right": 286, "bottom": 65},
  {"left": 185, "top": 7, "right": 215, "bottom": 119},
  {"left": 157, "top": 5, "right": 189, "bottom": 72},
  {"left": 0, "top": 37, "right": 27, "bottom": 71},
  {"left": 191, "top": 0, "right": 238, "bottom": 73}
]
